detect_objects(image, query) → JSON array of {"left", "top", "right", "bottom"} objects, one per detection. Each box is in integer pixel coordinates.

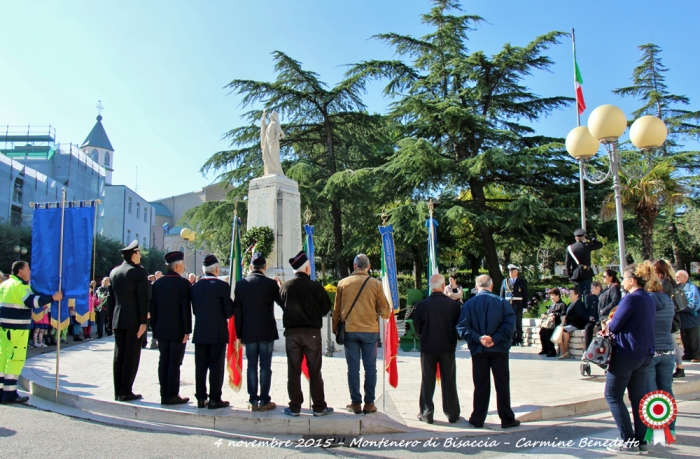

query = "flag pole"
[
  {"left": 55, "top": 188, "right": 67, "bottom": 403},
  {"left": 573, "top": 28, "right": 586, "bottom": 231}
]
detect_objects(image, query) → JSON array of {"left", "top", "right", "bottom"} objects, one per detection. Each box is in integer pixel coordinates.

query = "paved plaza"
[{"left": 20, "top": 331, "right": 700, "bottom": 435}]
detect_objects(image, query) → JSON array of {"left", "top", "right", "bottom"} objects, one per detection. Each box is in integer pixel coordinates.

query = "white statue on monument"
[{"left": 260, "top": 110, "right": 285, "bottom": 176}]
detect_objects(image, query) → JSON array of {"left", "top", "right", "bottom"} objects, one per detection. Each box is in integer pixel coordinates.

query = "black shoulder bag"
[{"left": 335, "top": 277, "right": 371, "bottom": 345}]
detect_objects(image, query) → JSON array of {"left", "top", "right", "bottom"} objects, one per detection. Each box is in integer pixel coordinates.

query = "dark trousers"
[
  {"left": 512, "top": 305, "right": 523, "bottom": 344},
  {"left": 419, "top": 352, "right": 460, "bottom": 422},
  {"left": 573, "top": 278, "right": 592, "bottom": 298},
  {"left": 605, "top": 348, "right": 652, "bottom": 443},
  {"left": 113, "top": 329, "right": 142, "bottom": 397},
  {"left": 470, "top": 352, "right": 516, "bottom": 427},
  {"left": 95, "top": 309, "right": 107, "bottom": 338},
  {"left": 286, "top": 332, "right": 326, "bottom": 413},
  {"left": 158, "top": 340, "right": 186, "bottom": 401},
  {"left": 539, "top": 328, "right": 556, "bottom": 354},
  {"left": 194, "top": 343, "right": 226, "bottom": 402},
  {"left": 583, "top": 322, "right": 595, "bottom": 350},
  {"left": 681, "top": 326, "right": 700, "bottom": 360}
]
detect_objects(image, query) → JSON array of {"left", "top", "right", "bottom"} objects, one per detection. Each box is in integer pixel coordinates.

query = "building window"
[
  {"left": 136, "top": 233, "right": 139, "bottom": 243},
  {"left": 104, "top": 151, "right": 111, "bottom": 167},
  {"left": 128, "top": 197, "right": 132, "bottom": 213},
  {"left": 12, "top": 178, "right": 24, "bottom": 204},
  {"left": 136, "top": 202, "right": 140, "bottom": 218},
  {"left": 144, "top": 210, "right": 148, "bottom": 223},
  {"left": 143, "top": 237, "right": 147, "bottom": 247},
  {"left": 126, "top": 229, "right": 131, "bottom": 243},
  {"left": 179, "top": 246, "right": 185, "bottom": 254},
  {"left": 91, "top": 149, "right": 99, "bottom": 163}
]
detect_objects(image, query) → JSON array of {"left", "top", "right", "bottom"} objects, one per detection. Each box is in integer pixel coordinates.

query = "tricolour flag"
[
  {"left": 227, "top": 215, "right": 244, "bottom": 392},
  {"left": 574, "top": 35, "right": 586, "bottom": 115},
  {"left": 300, "top": 223, "right": 317, "bottom": 380},
  {"left": 426, "top": 216, "right": 439, "bottom": 280},
  {"left": 380, "top": 224, "right": 400, "bottom": 388}
]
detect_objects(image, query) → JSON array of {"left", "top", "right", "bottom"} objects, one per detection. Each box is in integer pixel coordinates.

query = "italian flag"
[{"left": 574, "top": 48, "right": 586, "bottom": 115}]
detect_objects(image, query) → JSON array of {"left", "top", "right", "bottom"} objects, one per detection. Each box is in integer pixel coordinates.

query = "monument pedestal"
[{"left": 247, "top": 174, "right": 302, "bottom": 352}]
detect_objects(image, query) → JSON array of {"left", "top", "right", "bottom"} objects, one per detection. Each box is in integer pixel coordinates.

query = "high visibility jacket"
[{"left": 0, "top": 275, "right": 53, "bottom": 330}]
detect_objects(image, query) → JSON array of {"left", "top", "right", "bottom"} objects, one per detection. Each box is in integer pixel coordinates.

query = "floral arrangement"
[{"left": 324, "top": 284, "right": 337, "bottom": 293}]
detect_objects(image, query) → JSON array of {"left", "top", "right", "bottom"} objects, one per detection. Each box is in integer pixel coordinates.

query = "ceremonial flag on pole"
[
  {"left": 573, "top": 29, "right": 586, "bottom": 115},
  {"left": 426, "top": 216, "right": 439, "bottom": 280},
  {"left": 299, "top": 223, "right": 317, "bottom": 380},
  {"left": 31, "top": 202, "right": 96, "bottom": 330},
  {"left": 303, "top": 224, "right": 316, "bottom": 281},
  {"left": 380, "top": 224, "right": 399, "bottom": 388},
  {"left": 227, "top": 214, "right": 244, "bottom": 392}
]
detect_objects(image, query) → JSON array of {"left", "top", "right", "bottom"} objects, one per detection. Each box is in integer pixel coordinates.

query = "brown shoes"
[
  {"left": 363, "top": 403, "right": 377, "bottom": 414},
  {"left": 346, "top": 403, "right": 362, "bottom": 414},
  {"left": 259, "top": 401, "right": 277, "bottom": 412}
]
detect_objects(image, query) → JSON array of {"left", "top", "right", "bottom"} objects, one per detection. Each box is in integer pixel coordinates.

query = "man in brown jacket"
[{"left": 332, "top": 254, "right": 391, "bottom": 414}]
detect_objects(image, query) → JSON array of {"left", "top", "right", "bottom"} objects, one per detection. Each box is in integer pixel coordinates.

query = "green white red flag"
[{"left": 574, "top": 37, "right": 586, "bottom": 115}]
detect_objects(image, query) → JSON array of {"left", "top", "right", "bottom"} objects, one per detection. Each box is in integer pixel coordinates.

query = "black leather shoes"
[
  {"left": 3, "top": 395, "right": 30, "bottom": 404},
  {"left": 208, "top": 400, "right": 230, "bottom": 410},
  {"left": 417, "top": 413, "right": 433, "bottom": 424},
  {"left": 197, "top": 398, "right": 208, "bottom": 408},
  {"left": 118, "top": 393, "right": 143, "bottom": 402},
  {"left": 163, "top": 395, "right": 190, "bottom": 405},
  {"left": 501, "top": 420, "right": 521, "bottom": 429}
]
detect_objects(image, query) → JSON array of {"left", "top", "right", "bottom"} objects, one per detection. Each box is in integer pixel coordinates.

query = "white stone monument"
[{"left": 247, "top": 110, "right": 302, "bottom": 351}]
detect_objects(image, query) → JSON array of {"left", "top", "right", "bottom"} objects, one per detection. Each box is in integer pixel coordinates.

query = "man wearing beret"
[
  {"left": 108, "top": 240, "right": 149, "bottom": 402},
  {"left": 279, "top": 251, "right": 333, "bottom": 417},
  {"left": 150, "top": 251, "right": 192, "bottom": 405},
  {"left": 565, "top": 229, "right": 603, "bottom": 298},
  {"left": 233, "top": 253, "right": 282, "bottom": 412},
  {"left": 191, "top": 255, "right": 235, "bottom": 409}
]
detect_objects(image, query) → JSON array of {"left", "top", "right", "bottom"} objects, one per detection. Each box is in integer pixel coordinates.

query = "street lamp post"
[
  {"left": 566, "top": 105, "right": 667, "bottom": 273},
  {"left": 13, "top": 245, "right": 28, "bottom": 261}
]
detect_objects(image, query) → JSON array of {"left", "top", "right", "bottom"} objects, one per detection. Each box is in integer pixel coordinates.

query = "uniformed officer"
[
  {"left": 108, "top": 240, "right": 149, "bottom": 402},
  {"left": 565, "top": 229, "right": 603, "bottom": 298},
  {"left": 150, "top": 251, "right": 192, "bottom": 405},
  {"left": 499, "top": 264, "right": 528, "bottom": 346},
  {"left": 191, "top": 255, "right": 234, "bottom": 409},
  {"left": 0, "top": 261, "right": 62, "bottom": 404}
]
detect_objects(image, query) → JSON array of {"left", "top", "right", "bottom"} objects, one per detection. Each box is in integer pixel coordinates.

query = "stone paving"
[{"left": 22, "top": 329, "right": 700, "bottom": 433}]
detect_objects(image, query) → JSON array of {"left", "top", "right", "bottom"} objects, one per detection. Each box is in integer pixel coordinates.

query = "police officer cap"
[
  {"left": 251, "top": 252, "right": 266, "bottom": 267},
  {"left": 203, "top": 254, "right": 219, "bottom": 266},
  {"left": 573, "top": 228, "right": 586, "bottom": 237},
  {"left": 164, "top": 251, "right": 184, "bottom": 263},
  {"left": 507, "top": 264, "right": 520, "bottom": 271},
  {"left": 120, "top": 240, "right": 139, "bottom": 252}
]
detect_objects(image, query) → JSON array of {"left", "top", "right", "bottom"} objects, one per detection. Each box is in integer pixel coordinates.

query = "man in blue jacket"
[{"left": 456, "top": 274, "right": 519, "bottom": 429}]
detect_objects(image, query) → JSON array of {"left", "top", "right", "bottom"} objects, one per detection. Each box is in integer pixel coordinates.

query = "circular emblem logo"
[{"left": 639, "top": 390, "right": 677, "bottom": 429}]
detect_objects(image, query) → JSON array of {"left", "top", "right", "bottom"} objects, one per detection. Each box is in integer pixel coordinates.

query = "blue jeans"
[
  {"left": 573, "top": 278, "right": 592, "bottom": 298},
  {"left": 605, "top": 348, "right": 652, "bottom": 443},
  {"left": 245, "top": 341, "right": 274, "bottom": 405},
  {"left": 344, "top": 332, "right": 379, "bottom": 404},
  {"left": 645, "top": 353, "right": 676, "bottom": 430}
]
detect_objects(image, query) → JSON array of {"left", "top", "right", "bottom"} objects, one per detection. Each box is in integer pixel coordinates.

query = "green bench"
[{"left": 400, "top": 288, "right": 427, "bottom": 352}]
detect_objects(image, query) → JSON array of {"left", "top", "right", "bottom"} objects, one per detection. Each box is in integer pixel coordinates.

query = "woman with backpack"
[
  {"left": 652, "top": 259, "right": 686, "bottom": 378},
  {"left": 639, "top": 261, "right": 677, "bottom": 440}
]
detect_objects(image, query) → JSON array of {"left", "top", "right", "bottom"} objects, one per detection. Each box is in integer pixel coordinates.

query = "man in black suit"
[
  {"left": 108, "top": 240, "right": 149, "bottom": 402},
  {"left": 233, "top": 253, "right": 282, "bottom": 412},
  {"left": 499, "top": 264, "right": 528, "bottom": 346},
  {"left": 279, "top": 251, "right": 333, "bottom": 417},
  {"left": 565, "top": 228, "right": 603, "bottom": 298},
  {"left": 191, "top": 255, "right": 235, "bottom": 409},
  {"left": 413, "top": 273, "right": 462, "bottom": 424},
  {"left": 150, "top": 251, "right": 192, "bottom": 405}
]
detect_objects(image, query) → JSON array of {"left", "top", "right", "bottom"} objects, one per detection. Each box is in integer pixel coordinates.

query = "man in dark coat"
[
  {"left": 108, "top": 240, "right": 149, "bottom": 402},
  {"left": 457, "top": 274, "right": 519, "bottom": 429},
  {"left": 499, "top": 264, "right": 528, "bottom": 346},
  {"left": 233, "top": 253, "right": 282, "bottom": 412},
  {"left": 412, "top": 273, "right": 462, "bottom": 424},
  {"left": 191, "top": 255, "right": 235, "bottom": 409},
  {"left": 279, "top": 251, "right": 333, "bottom": 417},
  {"left": 150, "top": 251, "right": 192, "bottom": 405},
  {"left": 565, "top": 228, "right": 603, "bottom": 298}
]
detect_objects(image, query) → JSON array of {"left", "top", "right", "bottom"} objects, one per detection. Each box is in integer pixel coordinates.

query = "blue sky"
[{"left": 1, "top": 0, "right": 698, "bottom": 202}]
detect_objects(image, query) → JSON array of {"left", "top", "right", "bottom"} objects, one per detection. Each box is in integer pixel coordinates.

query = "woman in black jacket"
[
  {"left": 598, "top": 269, "right": 621, "bottom": 320},
  {"left": 539, "top": 288, "right": 567, "bottom": 357},
  {"left": 559, "top": 287, "right": 589, "bottom": 359},
  {"left": 653, "top": 259, "right": 686, "bottom": 378}
]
